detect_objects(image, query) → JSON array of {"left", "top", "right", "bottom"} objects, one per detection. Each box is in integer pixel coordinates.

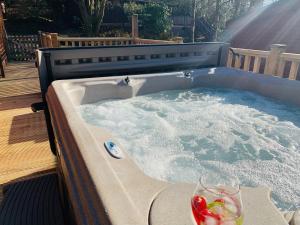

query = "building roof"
[{"left": 230, "top": 0, "right": 300, "bottom": 53}]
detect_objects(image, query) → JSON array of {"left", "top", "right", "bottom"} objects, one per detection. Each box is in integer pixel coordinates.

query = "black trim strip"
[{"left": 44, "top": 52, "right": 54, "bottom": 88}]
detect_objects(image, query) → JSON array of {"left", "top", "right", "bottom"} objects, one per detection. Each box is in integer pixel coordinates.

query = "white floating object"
[
  {"left": 205, "top": 217, "right": 219, "bottom": 225},
  {"left": 208, "top": 68, "right": 216, "bottom": 75}
]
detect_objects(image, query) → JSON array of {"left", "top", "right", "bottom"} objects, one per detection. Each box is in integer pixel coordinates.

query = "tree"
[
  {"left": 74, "top": 0, "right": 107, "bottom": 36},
  {"left": 193, "top": 0, "right": 266, "bottom": 40},
  {"left": 165, "top": 0, "right": 269, "bottom": 41},
  {"left": 192, "top": 0, "right": 196, "bottom": 42},
  {"left": 250, "top": 0, "right": 264, "bottom": 7},
  {"left": 124, "top": 2, "right": 172, "bottom": 40},
  {"left": 214, "top": 0, "right": 221, "bottom": 40}
]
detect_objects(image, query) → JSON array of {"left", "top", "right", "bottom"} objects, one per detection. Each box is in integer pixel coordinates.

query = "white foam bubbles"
[{"left": 79, "top": 88, "right": 300, "bottom": 210}]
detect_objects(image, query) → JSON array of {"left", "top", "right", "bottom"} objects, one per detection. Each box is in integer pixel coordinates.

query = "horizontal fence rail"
[
  {"left": 131, "top": 38, "right": 182, "bottom": 45},
  {"left": 8, "top": 35, "right": 39, "bottom": 61},
  {"left": 57, "top": 37, "right": 134, "bottom": 47},
  {"left": 227, "top": 44, "right": 300, "bottom": 80},
  {"left": 39, "top": 32, "right": 183, "bottom": 48}
]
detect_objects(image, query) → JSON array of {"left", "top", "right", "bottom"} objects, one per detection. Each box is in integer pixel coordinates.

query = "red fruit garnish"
[
  {"left": 192, "top": 196, "right": 207, "bottom": 212},
  {"left": 191, "top": 196, "right": 207, "bottom": 224},
  {"left": 214, "top": 198, "right": 225, "bottom": 204}
]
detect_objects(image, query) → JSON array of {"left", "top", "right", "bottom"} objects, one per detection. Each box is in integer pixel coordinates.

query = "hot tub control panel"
[{"left": 104, "top": 141, "right": 124, "bottom": 159}]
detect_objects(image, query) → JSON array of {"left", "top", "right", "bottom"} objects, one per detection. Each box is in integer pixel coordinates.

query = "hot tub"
[{"left": 45, "top": 67, "right": 300, "bottom": 225}]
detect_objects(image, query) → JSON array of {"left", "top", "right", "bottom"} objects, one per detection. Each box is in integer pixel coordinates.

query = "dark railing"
[{"left": 7, "top": 35, "right": 39, "bottom": 61}]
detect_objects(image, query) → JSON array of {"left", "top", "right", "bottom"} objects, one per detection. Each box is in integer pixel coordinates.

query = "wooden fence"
[
  {"left": 7, "top": 35, "right": 39, "bottom": 61},
  {"left": 39, "top": 32, "right": 183, "bottom": 48},
  {"left": 227, "top": 44, "right": 300, "bottom": 80}
]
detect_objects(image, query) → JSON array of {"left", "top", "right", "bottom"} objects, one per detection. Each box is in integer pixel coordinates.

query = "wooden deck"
[
  {"left": 0, "top": 62, "right": 56, "bottom": 188},
  {"left": 0, "top": 62, "right": 41, "bottom": 98}
]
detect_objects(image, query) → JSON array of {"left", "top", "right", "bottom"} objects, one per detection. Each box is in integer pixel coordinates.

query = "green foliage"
[
  {"left": 5, "top": 0, "right": 282, "bottom": 38},
  {"left": 167, "top": 0, "right": 194, "bottom": 16},
  {"left": 123, "top": 2, "right": 144, "bottom": 15},
  {"left": 195, "top": 0, "right": 266, "bottom": 40},
  {"left": 124, "top": 2, "right": 172, "bottom": 40},
  {"left": 5, "top": 0, "right": 52, "bottom": 20},
  {"left": 99, "top": 29, "right": 130, "bottom": 37},
  {"left": 165, "top": 0, "right": 267, "bottom": 41}
]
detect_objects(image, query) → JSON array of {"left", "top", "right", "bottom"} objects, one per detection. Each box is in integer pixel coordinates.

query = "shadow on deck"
[{"left": 8, "top": 111, "right": 48, "bottom": 144}]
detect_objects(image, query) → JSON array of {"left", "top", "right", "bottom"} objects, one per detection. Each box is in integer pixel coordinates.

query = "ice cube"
[{"left": 223, "top": 196, "right": 238, "bottom": 215}]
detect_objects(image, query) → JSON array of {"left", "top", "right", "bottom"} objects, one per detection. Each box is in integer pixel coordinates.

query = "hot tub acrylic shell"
[{"left": 46, "top": 67, "right": 297, "bottom": 225}]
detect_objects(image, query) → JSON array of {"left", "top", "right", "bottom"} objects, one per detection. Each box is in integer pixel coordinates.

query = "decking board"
[
  {"left": 0, "top": 62, "right": 40, "bottom": 98},
  {"left": 0, "top": 93, "right": 57, "bottom": 185},
  {"left": 0, "top": 62, "right": 57, "bottom": 188}
]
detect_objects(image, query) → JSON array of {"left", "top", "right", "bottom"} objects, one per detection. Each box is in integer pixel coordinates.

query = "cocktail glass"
[{"left": 191, "top": 175, "right": 243, "bottom": 225}]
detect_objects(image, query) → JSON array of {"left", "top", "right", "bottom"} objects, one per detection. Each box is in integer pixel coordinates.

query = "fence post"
[
  {"left": 265, "top": 44, "right": 287, "bottom": 75},
  {"left": 131, "top": 14, "right": 139, "bottom": 39},
  {"left": 50, "top": 33, "right": 59, "bottom": 48},
  {"left": 41, "top": 33, "right": 47, "bottom": 47},
  {"left": 46, "top": 34, "right": 53, "bottom": 48},
  {"left": 37, "top": 31, "right": 43, "bottom": 47}
]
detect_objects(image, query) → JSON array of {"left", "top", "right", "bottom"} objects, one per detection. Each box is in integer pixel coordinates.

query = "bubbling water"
[{"left": 79, "top": 88, "right": 300, "bottom": 210}]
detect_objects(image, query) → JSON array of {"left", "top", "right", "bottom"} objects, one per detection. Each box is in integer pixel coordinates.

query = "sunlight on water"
[{"left": 79, "top": 88, "right": 300, "bottom": 210}]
